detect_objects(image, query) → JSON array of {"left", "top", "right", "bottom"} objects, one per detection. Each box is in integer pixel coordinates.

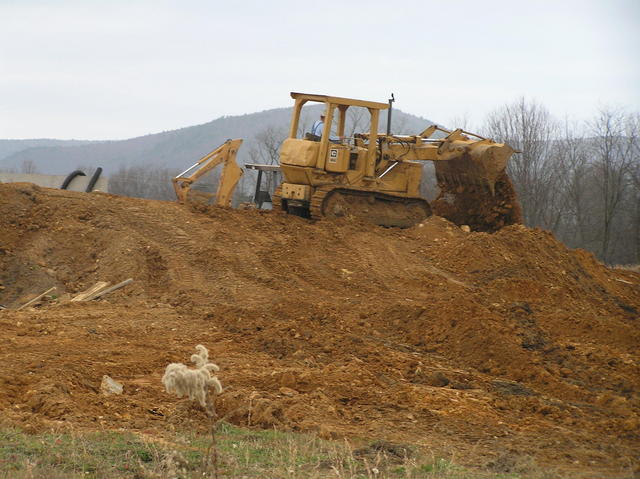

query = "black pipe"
[
  {"left": 85, "top": 167, "right": 103, "bottom": 192},
  {"left": 60, "top": 170, "right": 86, "bottom": 190},
  {"left": 387, "top": 93, "right": 395, "bottom": 136}
]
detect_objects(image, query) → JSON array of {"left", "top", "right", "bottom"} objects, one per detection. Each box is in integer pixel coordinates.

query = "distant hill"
[
  {"left": 0, "top": 106, "right": 437, "bottom": 176},
  {"left": 0, "top": 139, "right": 97, "bottom": 167}
]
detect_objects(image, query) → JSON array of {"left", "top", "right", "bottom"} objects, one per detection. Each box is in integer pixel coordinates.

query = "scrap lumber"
[
  {"left": 84, "top": 278, "right": 133, "bottom": 301},
  {"left": 17, "top": 286, "right": 57, "bottom": 310},
  {"left": 71, "top": 281, "right": 110, "bottom": 302}
]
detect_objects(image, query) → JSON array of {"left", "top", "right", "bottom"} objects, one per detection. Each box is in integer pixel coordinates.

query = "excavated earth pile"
[
  {"left": 0, "top": 183, "right": 638, "bottom": 478},
  {"left": 432, "top": 173, "right": 523, "bottom": 232}
]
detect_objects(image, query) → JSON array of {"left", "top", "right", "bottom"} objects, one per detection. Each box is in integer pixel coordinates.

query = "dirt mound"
[
  {"left": 0, "top": 183, "right": 638, "bottom": 477},
  {"left": 432, "top": 173, "right": 522, "bottom": 232}
]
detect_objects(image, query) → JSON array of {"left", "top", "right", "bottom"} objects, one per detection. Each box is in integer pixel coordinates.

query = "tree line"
[{"left": 484, "top": 99, "right": 638, "bottom": 265}]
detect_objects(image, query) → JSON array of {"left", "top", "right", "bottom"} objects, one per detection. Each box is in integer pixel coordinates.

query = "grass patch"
[
  {"left": 0, "top": 424, "right": 540, "bottom": 478},
  {"left": 0, "top": 429, "right": 157, "bottom": 478}
]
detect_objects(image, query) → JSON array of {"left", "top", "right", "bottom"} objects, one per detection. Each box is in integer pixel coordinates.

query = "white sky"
[{"left": 1, "top": 0, "right": 638, "bottom": 140}]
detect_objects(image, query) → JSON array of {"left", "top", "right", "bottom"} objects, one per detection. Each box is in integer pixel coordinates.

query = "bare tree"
[
  {"left": 553, "top": 120, "right": 592, "bottom": 248},
  {"left": 109, "top": 164, "right": 178, "bottom": 201},
  {"left": 447, "top": 113, "right": 474, "bottom": 132},
  {"left": 247, "top": 125, "right": 286, "bottom": 195},
  {"left": 346, "top": 107, "right": 370, "bottom": 137},
  {"left": 628, "top": 113, "right": 640, "bottom": 262},
  {"left": 20, "top": 159, "right": 39, "bottom": 174},
  {"left": 251, "top": 125, "right": 285, "bottom": 166},
  {"left": 587, "top": 108, "right": 637, "bottom": 262},
  {"left": 484, "top": 98, "right": 562, "bottom": 229}
]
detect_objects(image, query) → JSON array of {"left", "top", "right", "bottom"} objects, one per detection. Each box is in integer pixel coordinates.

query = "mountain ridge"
[{"left": 0, "top": 106, "right": 435, "bottom": 175}]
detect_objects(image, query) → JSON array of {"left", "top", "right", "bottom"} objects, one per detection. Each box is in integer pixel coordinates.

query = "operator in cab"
[{"left": 309, "top": 112, "right": 343, "bottom": 143}]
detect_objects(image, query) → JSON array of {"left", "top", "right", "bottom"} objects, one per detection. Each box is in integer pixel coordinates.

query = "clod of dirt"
[
  {"left": 354, "top": 440, "right": 414, "bottom": 461},
  {"left": 491, "top": 380, "right": 537, "bottom": 397},
  {"left": 425, "top": 372, "right": 450, "bottom": 387},
  {"left": 432, "top": 173, "right": 522, "bottom": 232}
]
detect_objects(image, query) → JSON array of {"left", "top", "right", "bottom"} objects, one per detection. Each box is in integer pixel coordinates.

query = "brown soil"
[
  {"left": 432, "top": 173, "right": 523, "bottom": 232},
  {"left": 0, "top": 183, "right": 638, "bottom": 478}
]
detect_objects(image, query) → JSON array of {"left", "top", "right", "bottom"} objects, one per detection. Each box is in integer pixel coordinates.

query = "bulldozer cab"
[{"left": 280, "top": 93, "right": 388, "bottom": 178}]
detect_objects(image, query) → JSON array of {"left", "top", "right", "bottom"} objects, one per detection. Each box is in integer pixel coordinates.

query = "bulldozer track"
[
  {"left": 309, "top": 185, "right": 334, "bottom": 221},
  {"left": 310, "top": 185, "right": 431, "bottom": 228}
]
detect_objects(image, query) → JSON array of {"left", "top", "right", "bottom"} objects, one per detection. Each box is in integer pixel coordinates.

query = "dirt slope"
[{"left": 0, "top": 183, "right": 638, "bottom": 478}]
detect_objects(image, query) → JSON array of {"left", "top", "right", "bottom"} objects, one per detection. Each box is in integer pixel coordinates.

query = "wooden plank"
[
  {"left": 71, "top": 281, "right": 110, "bottom": 302},
  {"left": 17, "top": 287, "right": 57, "bottom": 310},
  {"left": 85, "top": 278, "right": 133, "bottom": 301}
]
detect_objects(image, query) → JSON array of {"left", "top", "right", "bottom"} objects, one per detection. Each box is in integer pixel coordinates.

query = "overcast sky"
[{"left": 1, "top": 0, "right": 638, "bottom": 140}]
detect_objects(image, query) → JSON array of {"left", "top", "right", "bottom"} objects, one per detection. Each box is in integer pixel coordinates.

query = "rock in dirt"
[{"left": 100, "top": 375, "right": 123, "bottom": 396}]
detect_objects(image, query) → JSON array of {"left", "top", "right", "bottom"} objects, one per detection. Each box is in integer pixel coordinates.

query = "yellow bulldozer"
[
  {"left": 173, "top": 92, "right": 521, "bottom": 231},
  {"left": 274, "top": 92, "right": 521, "bottom": 231}
]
